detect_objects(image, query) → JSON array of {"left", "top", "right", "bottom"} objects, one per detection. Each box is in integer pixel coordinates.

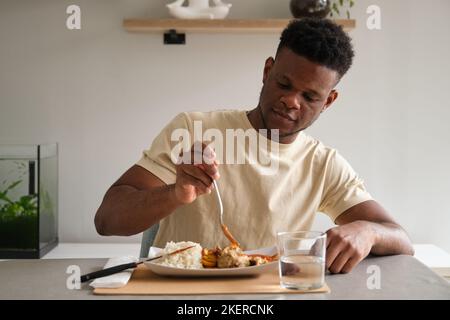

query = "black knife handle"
[{"left": 80, "top": 262, "right": 138, "bottom": 283}]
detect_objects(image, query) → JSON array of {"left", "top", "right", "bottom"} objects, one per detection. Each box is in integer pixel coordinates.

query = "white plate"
[{"left": 144, "top": 246, "right": 278, "bottom": 277}]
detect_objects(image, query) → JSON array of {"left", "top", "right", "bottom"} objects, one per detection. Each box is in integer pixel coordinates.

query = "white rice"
[{"left": 157, "top": 241, "right": 203, "bottom": 269}]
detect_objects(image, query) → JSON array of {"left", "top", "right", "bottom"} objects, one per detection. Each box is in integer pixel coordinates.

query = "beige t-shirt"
[{"left": 137, "top": 110, "right": 372, "bottom": 250}]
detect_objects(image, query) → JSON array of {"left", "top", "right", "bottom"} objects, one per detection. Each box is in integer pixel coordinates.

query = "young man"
[{"left": 95, "top": 19, "right": 414, "bottom": 274}]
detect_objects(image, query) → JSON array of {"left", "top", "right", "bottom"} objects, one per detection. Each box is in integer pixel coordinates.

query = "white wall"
[{"left": 1, "top": 0, "right": 449, "bottom": 251}]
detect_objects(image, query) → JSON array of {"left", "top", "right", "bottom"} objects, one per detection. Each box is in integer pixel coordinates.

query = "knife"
[{"left": 80, "top": 245, "right": 195, "bottom": 283}]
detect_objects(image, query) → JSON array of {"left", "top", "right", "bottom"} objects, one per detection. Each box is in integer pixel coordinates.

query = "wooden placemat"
[{"left": 94, "top": 264, "right": 330, "bottom": 295}]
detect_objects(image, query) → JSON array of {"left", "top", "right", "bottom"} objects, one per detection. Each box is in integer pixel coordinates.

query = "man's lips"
[{"left": 271, "top": 108, "right": 296, "bottom": 121}]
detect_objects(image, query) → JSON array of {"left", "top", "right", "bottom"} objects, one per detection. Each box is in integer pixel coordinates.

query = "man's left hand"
[{"left": 325, "top": 220, "right": 376, "bottom": 274}]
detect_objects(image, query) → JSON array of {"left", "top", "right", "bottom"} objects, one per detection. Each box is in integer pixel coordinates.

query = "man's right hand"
[{"left": 174, "top": 143, "right": 220, "bottom": 204}]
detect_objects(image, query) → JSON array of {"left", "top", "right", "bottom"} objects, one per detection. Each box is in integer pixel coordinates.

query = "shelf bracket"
[{"left": 164, "top": 29, "right": 186, "bottom": 45}]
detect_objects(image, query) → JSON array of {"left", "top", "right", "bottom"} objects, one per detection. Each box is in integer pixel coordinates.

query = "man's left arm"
[{"left": 326, "top": 199, "right": 414, "bottom": 274}]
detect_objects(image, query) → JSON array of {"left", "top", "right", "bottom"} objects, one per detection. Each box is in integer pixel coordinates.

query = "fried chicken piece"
[
  {"left": 248, "top": 256, "right": 269, "bottom": 266},
  {"left": 217, "top": 245, "right": 251, "bottom": 268}
]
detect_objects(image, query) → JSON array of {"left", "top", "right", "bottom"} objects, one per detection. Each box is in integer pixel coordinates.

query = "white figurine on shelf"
[{"left": 167, "top": 0, "right": 232, "bottom": 20}]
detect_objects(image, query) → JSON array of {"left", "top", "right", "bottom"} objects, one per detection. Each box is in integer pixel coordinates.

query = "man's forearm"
[
  {"left": 95, "top": 184, "right": 182, "bottom": 236},
  {"left": 367, "top": 221, "right": 415, "bottom": 256}
]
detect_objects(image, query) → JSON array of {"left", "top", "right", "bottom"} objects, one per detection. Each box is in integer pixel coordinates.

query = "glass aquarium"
[{"left": 0, "top": 143, "right": 58, "bottom": 258}]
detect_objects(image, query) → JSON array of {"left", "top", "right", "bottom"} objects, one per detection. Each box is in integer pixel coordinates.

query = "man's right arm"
[
  {"left": 94, "top": 145, "right": 219, "bottom": 236},
  {"left": 94, "top": 165, "right": 180, "bottom": 236}
]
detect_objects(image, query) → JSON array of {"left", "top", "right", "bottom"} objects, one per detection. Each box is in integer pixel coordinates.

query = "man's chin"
[{"left": 265, "top": 120, "right": 297, "bottom": 135}]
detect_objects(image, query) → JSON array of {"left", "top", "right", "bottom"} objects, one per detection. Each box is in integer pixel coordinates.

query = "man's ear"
[
  {"left": 263, "top": 57, "right": 274, "bottom": 84},
  {"left": 321, "top": 90, "right": 338, "bottom": 113}
]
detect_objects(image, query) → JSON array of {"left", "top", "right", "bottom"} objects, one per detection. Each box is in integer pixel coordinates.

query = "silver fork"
[
  {"left": 213, "top": 180, "right": 224, "bottom": 226},
  {"left": 213, "top": 179, "right": 240, "bottom": 247}
]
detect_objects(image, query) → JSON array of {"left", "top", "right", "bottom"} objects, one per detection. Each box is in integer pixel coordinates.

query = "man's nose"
[{"left": 280, "top": 92, "right": 301, "bottom": 110}]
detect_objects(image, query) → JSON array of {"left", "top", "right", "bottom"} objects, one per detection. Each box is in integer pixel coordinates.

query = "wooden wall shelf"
[{"left": 123, "top": 19, "right": 356, "bottom": 33}]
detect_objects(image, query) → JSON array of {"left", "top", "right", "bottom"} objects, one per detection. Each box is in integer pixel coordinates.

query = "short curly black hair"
[{"left": 277, "top": 18, "right": 354, "bottom": 78}]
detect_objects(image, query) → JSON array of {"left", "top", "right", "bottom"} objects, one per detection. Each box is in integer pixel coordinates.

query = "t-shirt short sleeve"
[
  {"left": 319, "top": 150, "right": 373, "bottom": 223},
  {"left": 136, "top": 113, "right": 191, "bottom": 185}
]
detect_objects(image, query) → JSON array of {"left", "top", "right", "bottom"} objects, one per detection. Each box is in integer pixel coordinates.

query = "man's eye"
[
  {"left": 277, "top": 82, "right": 290, "bottom": 89},
  {"left": 303, "top": 94, "right": 317, "bottom": 102}
]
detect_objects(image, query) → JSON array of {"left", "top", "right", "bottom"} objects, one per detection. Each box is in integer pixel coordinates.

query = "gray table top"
[{"left": 0, "top": 255, "right": 449, "bottom": 300}]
